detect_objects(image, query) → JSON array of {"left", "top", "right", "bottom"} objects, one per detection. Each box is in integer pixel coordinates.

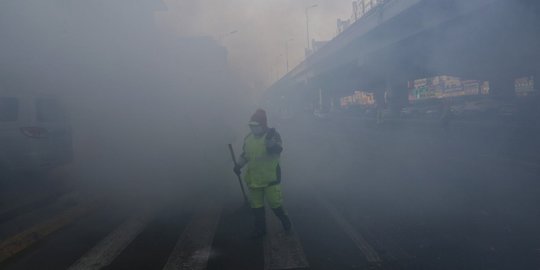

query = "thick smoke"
[
  {"left": 0, "top": 1, "right": 253, "bottom": 202},
  {"left": 157, "top": 0, "right": 353, "bottom": 90}
]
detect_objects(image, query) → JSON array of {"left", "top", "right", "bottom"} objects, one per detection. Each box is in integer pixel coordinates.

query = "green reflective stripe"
[{"left": 244, "top": 133, "right": 280, "bottom": 188}]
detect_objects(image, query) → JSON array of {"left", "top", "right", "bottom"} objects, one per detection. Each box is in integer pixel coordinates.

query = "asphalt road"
[{"left": 1, "top": 115, "right": 539, "bottom": 270}]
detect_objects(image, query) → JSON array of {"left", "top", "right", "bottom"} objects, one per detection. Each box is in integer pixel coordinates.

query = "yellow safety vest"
[{"left": 244, "top": 133, "right": 280, "bottom": 188}]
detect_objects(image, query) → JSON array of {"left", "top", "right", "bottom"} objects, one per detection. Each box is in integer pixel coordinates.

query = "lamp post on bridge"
[
  {"left": 305, "top": 4, "right": 318, "bottom": 54},
  {"left": 286, "top": 38, "right": 294, "bottom": 73}
]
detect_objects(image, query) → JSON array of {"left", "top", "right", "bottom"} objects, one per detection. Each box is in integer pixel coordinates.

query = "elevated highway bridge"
[{"left": 265, "top": 0, "right": 540, "bottom": 112}]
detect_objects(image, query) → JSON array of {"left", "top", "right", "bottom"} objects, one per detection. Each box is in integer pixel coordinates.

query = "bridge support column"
[
  {"left": 486, "top": 75, "right": 515, "bottom": 98},
  {"left": 380, "top": 78, "right": 408, "bottom": 117},
  {"left": 386, "top": 80, "right": 408, "bottom": 116}
]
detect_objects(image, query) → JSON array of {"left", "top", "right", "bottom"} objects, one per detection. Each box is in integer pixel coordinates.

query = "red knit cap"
[{"left": 249, "top": 109, "right": 268, "bottom": 128}]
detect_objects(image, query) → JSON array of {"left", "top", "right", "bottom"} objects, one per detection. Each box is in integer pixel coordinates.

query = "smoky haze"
[
  {"left": 157, "top": 0, "right": 353, "bottom": 90},
  {"left": 1, "top": 1, "right": 537, "bottom": 210},
  {"left": 1, "top": 0, "right": 540, "bottom": 269},
  {"left": 0, "top": 1, "right": 255, "bottom": 203}
]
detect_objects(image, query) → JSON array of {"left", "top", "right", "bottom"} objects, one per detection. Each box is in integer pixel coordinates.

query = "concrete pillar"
[
  {"left": 389, "top": 80, "right": 408, "bottom": 114},
  {"left": 487, "top": 75, "right": 515, "bottom": 98},
  {"left": 380, "top": 78, "right": 408, "bottom": 117}
]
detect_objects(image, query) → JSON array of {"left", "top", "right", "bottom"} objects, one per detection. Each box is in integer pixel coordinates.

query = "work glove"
[{"left": 233, "top": 164, "right": 242, "bottom": 175}]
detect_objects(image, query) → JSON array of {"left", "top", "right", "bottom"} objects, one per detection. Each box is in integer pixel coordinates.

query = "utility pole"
[{"left": 305, "top": 4, "right": 318, "bottom": 53}]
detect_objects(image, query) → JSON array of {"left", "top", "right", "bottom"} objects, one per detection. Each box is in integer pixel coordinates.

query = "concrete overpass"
[{"left": 264, "top": 0, "right": 540, "bottom": 113}]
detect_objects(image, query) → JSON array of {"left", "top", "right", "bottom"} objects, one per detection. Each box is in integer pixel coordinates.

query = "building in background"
[
  {"left": 340, "top": 90, "right": 375, "bottom": 108},
  {"left": 515, "top": 76, "right": 535, "bottom": 97},
  {"left": 408, "top": 75, "right": 490, "bottom": 102}
]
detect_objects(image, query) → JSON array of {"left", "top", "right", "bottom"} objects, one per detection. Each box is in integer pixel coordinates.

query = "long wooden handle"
[
  {"left": 228, "top": 144, "right": 248, "bottom": 206},
  {"left": 228, "top": 144, "right": 238, "bottom": 165}
]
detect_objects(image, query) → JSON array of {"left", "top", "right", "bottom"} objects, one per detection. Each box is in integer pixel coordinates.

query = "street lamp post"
[
  {"left": 286, "top": 38, "right": 294, "bottom": 72},
  {"left": 305, "top": 4, "right": 318, "bottom": 52},
  {"left": 276, "top": 53, "right": 284, "bottom": 80}
]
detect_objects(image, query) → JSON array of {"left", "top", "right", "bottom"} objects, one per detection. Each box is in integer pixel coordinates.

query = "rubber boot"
[
  {"left": 272, "top": 207, "right": 292, "bottom": 232},
  {"left": 251, "top": 207, "right": 266, "bottom": 238}
]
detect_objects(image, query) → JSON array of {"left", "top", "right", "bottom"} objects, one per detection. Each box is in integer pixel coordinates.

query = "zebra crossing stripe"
[
  {"left": 317, "top": 196, "right": 382, "bottom": 263},
  {"left": 162, "top": 200, "right": 222, "bottom": 270},
  {"left": 67, "top": 212, "right": 152, "bottom": 270}
]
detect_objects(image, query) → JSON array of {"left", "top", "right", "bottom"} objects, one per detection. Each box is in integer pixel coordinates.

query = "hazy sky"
[{"left": 156, "top": 0, "right": 353, "bottom": 91}]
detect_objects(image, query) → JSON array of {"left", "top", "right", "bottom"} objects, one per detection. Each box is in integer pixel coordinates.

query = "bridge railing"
[{"left": 352, "top": 0, "right": 391, "bottom": 22}]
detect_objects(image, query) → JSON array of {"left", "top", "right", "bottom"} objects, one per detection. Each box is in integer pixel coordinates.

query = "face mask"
[{"left": 250, "top": 125, "right": 265, "bottom": 136}]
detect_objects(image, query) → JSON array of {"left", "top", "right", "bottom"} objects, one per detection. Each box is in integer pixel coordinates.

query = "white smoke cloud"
[{"left": 156, "top": 0, "right": 353, "bottom": 91}]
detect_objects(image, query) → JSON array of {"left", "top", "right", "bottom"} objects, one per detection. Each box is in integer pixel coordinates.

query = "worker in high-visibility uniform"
[{"left": 234, "top": 109, "right": 291, "bottom": 237}]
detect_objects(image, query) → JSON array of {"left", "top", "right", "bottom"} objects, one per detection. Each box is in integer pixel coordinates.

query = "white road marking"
[
  {"left": 68, "top": 212, "right": 153, "bottom": 270},
  {"left": 349, "top": 212, "right": 413, "bottom": 261},
  {"left": 264, "top": 208, "right": 309, "bottom": 270},
  {"left": 317, "top": 196, "right": 382, "bottom": 264},
  {"left": 162, "top": 200, "right": 222, "bottom": 270}
]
